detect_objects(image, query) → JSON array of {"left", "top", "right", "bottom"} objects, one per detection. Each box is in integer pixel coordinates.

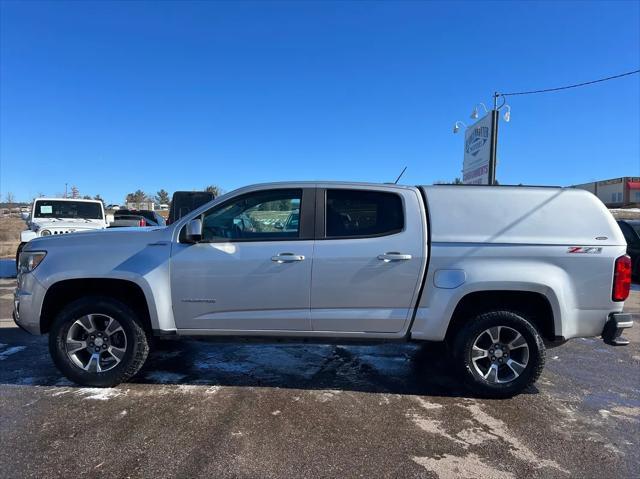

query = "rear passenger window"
[{"left": 326, "top": 189, "right": 404, "bottom": 238}]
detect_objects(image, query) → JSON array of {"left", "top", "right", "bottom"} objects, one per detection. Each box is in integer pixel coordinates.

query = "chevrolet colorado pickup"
[{"left": 14, "top": 182, "right": 633, "bottom": 397}]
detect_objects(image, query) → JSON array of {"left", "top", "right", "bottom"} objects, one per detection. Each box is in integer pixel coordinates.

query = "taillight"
[
  {"left": 138, "top": 218, "right": 146, "bottom": 227},
  {"left": 612, "top": 255, "right": 631, "bottom": 301}
]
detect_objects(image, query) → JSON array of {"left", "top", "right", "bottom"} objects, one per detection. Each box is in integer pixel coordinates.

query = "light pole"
[
  {"left": 452, "top": 121, "right": 467, "bottom": 134},
  {"left": 453, "top": 95, "right": 510, "bottom": 185}
]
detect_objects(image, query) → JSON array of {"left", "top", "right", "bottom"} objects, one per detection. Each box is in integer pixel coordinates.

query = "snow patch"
[
  {"left": 206, "top": 386, "right": 221, "bottom": 394},
  {"left": 49, "top": 388, "right": 71, "bottom": 397},
  {"left": 77, "top": 388, "right": 124, "bottom": 401},
  {"left": 599, "top": 409, "right": 612, "bottom": 419},
  {"left": 177, "top": 385, "right": 201, "bottom": 393},
  {"left": 464, "top": 403, "right": 569, "bottom": 473},
  {"left": 412, "top": 453, "right": 515, "bottom": 479},
  {"left": 414, "top": 396, "right": 443, "bottom": 410},
  {"left": 456, "top": 427, "right": 497, "bottom": 445},
  {"left": 314, "top": 390, "right": 340, "bottom": 402},
  {"left": 407, "top": 412, "right": 466, "bottom": 446},
  {"left": 600, "top": 406, "right": 640, "bottom": 422},
  {"left": 0, "top": 346, "right": 26, "bottom": 360}
]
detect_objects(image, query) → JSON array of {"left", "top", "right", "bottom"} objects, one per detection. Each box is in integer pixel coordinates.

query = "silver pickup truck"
[{"left": 13, "top": 182, "right": 633, "bottom": 397}]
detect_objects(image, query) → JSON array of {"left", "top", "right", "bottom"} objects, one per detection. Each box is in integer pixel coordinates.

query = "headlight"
[
  {"left": 18, "top": 251, "right": 47, "bottom": 274},
  {"left": 40, "top": 229, "right": 52, "bottom": 236}
]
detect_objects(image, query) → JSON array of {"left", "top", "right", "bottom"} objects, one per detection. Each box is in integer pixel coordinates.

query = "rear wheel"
[
  {"left": 453, "top": 310, "right": 545, "bottom": 398},
  {"left": 49, "top": 296, "right": 150, "bottom": 387}
]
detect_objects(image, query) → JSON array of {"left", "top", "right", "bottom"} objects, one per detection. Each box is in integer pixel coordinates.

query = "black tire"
[
  {"left": 49, "top": 296, "right": 150, "bottom": 387},
  {"left": 15, "top": 242, "right": 25, "bottom": 272},
  {"left": 452, "top": 310, "right": 545, "bottom": 398}
]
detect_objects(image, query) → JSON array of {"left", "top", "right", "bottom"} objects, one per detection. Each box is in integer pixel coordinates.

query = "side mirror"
[
  {"left": 274, "top": 220, "right": 284, "bottom": 230},
  {"left": 185, "top": 218, "right": 203, "bottom": 242}
]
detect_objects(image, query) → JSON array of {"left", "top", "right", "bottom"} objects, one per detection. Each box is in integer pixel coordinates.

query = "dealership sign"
[{"left": 462, "top": 114, "right": 493, "bottom": 184}]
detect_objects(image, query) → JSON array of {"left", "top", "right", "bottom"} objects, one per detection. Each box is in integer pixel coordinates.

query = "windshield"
[{"left": 33, "top": 200, "right": 104, "bottom": 220}]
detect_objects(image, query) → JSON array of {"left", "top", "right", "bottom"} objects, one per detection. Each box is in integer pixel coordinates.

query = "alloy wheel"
[
  {"left": 65, "top": 314, "right": 128, "bottom": 373},
  {"left": 470, "top": 325, "right": 530, "bottom": 384}
]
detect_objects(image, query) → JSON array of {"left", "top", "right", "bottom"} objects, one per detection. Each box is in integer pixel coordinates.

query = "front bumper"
[
  {"left": 602, "top": 313, "right": 634, "bottom": 346},
  {"left": 12, "top": 272, "right": 47, "bottom": 335}
]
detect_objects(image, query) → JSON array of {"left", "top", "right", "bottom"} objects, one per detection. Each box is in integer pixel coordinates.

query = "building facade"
[{"left": 573, "top": 177, "right": 640, "bottom": 207}]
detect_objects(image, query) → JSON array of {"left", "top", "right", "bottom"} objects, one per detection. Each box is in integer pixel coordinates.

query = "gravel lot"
[{"left": 0, "top": 267, "right": 638, "bottom": 478}]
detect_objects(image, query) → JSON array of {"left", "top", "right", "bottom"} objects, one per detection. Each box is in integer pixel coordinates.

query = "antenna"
[{"left": 394, "top": 166, "right": 407, "bottom": 184}]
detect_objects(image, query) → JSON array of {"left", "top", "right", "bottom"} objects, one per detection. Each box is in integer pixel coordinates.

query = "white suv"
[{"left": 17, "top": 198, "right": 109, "bottom": 263}]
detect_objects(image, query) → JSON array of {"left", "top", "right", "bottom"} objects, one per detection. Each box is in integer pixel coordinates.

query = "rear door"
[{"left": 310, "top": 186, "right": 427, "bottom": 333}]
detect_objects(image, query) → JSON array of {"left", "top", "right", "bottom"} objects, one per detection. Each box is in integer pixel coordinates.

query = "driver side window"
[{"left": 201, "top": 189, "right": 302, "bottom": 242}]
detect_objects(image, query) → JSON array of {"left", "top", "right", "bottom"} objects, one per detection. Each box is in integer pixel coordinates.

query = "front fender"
[{"left": 33, "top": 242, "right": 175, "bottom": 332}]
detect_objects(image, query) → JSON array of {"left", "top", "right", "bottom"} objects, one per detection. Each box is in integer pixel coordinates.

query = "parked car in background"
[
  {"left": 167, "top": 191, "right": 215, "bottom": 224},
  {"left": 617, "top": 220, "right": 640, "bottom": 280},
  {"left": 14, "top": 182, "right": 632, "bottom": 397},
  {"left": 110, "top": 209, "right": 166, "bottom": 228},
  {"left": 275, "top": 209, "right": 299, "bottom": 232},
  {"left": 106, "top": 204, "right": 121, "bottom": 211},
  {"left": 17, "top": 197, "right": 108, "bottom": 267}
]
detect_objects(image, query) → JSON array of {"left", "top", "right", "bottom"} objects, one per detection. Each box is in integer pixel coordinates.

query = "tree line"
[
  {"left": 125, "top": 185, "right": 223, "bottom": 206},
  {"left": 4, "top": 185, "right": 224, "bottom": 208}
]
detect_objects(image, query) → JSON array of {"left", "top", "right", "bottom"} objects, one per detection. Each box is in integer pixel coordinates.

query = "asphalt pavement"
[{"left": 0, "top": 273, "right": 638, "bottom": 478}]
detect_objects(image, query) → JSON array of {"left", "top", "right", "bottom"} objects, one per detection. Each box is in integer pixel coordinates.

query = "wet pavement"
[{"left": 0, "top": 276, "right": 638, "bottom": 478}]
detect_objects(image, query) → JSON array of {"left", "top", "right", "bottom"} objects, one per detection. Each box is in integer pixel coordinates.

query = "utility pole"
[
  {"left": 64, "top": 183, "right": 68, "bottom": 198},
  {"left": 487, "top": 92, "right": 500, "bottom": 185}
]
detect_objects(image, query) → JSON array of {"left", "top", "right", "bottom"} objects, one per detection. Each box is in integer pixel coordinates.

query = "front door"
[
  {"left": 171, "top": 187, "right": 315, "bottom": 331},
  {"left": 310, "top": 187, "right": 426, "bottom": 333}
]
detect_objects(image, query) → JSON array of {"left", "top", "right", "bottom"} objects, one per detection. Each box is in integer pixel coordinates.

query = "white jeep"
[{"left": 17, "top": 198, "right": 109, "bottom": 264}]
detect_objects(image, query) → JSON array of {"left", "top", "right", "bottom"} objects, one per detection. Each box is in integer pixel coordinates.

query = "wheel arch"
[
  {"left": 444, "top": 290, "right": 557, "bottom": 343},
  {"left": 40, "top": 278, "right": 153, "bottom": 335}
]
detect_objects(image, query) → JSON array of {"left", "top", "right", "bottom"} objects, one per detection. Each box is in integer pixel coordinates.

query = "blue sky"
[{"left": 1, "top": 0, "right": 639, "bottom": 203}]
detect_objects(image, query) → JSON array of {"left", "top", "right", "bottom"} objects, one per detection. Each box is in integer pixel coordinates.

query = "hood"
[
  {"left": 33, "top": 218, "right": 107, "bottom": 229},
  {"left": 27, "top": 225, "right": 170, "bottom": 249}
]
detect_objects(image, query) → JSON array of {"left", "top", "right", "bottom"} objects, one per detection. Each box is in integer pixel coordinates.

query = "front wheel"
[
  {"left": 452, "top": 310, "right": 545, "bottom": 398},
  {"left": 49, "top": 296, "right": 150, "bottom": 387}
]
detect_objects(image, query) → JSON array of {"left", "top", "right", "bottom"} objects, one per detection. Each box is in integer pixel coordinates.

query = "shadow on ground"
[{"left": 0, "top": 327, "right": 540, "bottom": 398}]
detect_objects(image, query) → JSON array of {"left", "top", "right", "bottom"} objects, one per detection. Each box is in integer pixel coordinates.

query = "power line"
[{"left": 499, "top": 69, "right": 640, "bottom": 97}]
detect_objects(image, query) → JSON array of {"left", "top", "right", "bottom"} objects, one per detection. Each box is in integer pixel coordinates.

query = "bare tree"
[
  {"left": 5, "top": 192, "right": 15, "bottom": 206},
  {"left": 205, "top": 185, "right": 223, "bottom": 197},
  {"left": 70, "top": 185, "right": 80, "bottom": 199}
]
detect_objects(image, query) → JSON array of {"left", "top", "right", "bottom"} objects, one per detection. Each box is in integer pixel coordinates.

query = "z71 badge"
[{"left": 567, "top": 247, "right": 603, "bottom": 254}]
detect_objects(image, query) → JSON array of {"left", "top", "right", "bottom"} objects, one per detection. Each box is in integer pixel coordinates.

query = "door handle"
[
  {"left": 377, "top": 252, "right": 412, "bottom": 262},
  {"left": 271, "top": 252, "right": 305, "bottom": 263}
]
